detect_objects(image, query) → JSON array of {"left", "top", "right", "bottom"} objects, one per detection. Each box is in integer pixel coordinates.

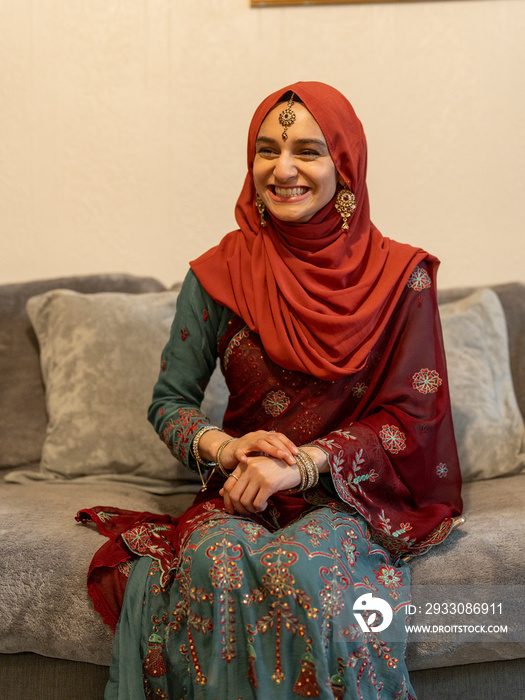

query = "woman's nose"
[{"left": 273, "top": 154, "right": 297, "bottom": 181}]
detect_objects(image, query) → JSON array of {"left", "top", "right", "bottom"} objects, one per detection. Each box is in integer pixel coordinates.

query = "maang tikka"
[
  {"left": 335, "top": 188, "right": 356, "bottom": 231},
  {"left": 255, "top": 193, "right": 267, "bottom": 227},
  {"left": 278, "top": 93, "right": 296, "bottom": 141}
]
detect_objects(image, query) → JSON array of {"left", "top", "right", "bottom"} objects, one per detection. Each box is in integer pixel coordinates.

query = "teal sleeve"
[{"left": 147, "top": 269, "right": 231, "bottom": 471}]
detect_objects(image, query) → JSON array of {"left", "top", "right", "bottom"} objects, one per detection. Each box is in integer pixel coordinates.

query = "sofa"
[{"left": 1, "top": 272, "right": 524, "bottom": 700}]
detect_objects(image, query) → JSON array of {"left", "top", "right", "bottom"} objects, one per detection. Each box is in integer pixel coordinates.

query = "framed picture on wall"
[{"left": 251, "top": 1, "right": 436, "bottom": 5}]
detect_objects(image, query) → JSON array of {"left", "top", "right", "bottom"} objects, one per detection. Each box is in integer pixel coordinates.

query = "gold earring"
[
  {"left": 255, "top": 193, "right": 267, "bottom": 227},
  {"left": 335, "top": 188, "right": 356, "bottom": 231}
]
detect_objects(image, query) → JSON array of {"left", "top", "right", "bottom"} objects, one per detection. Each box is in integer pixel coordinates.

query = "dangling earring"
[
  {"left": 255, "top": 193, "right": 267, "bottom": 227},
  {"left": 335, "top": 188, "right": 356, "bottom": 231}
]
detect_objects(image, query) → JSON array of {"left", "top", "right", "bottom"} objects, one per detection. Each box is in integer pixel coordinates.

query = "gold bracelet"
[
  {"left": 216, "top": 438, "right": 237, "bottom": 479},
  {"left": 287, "top": 449, "right": 319, "bottom": 493},
  {"left": 299, "top": 449, "right": 319, "bottom": 489},
  {"left": 191, "top": 425, "right": 222, "bottom": 490}
]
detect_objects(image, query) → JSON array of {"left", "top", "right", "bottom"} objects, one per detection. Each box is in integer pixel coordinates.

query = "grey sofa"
[{"left": 1, "top": 273, "right": 524, "bottom": 700}]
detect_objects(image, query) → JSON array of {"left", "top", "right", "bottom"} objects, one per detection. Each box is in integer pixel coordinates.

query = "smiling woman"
[{"left": 82, "top": 81, "right": 463, "bottom": 700}]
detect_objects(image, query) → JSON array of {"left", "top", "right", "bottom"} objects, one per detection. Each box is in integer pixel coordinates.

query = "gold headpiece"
[{"left": 278, "top": 93, "right": 296, "bottom": 141}]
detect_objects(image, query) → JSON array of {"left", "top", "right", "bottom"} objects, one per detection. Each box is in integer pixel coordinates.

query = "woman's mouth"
[{"left": 269, "top": 186, "right": 310, "bottom": 200}]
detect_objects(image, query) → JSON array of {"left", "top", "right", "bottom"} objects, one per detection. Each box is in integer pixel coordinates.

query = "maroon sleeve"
[{"left": 312, "top": 262, "right": 463, "bottom": 558}]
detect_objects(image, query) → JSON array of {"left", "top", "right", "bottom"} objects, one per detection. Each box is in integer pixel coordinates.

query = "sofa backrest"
[
  {"left": 0, "top": 274, "right": 166, "bottom": 469},
  {"left": 2, "top": 275, "right": 523, "bottom": 470}
]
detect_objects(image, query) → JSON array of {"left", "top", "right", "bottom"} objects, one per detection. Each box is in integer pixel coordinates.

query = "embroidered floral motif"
[
  {"left": 96, "top": 511, "right": 119, "bottom": 523},
  {"left": 407, "top": 266, "right": 431, "bottom": 291},
  {"left": 239, "top": 521, "right": 266, "bottom": 543},
  {"left": 347, "top": 448, "right": 380, "bottom": 493},
  {"left": 161, "top": 360, "right": 166, "bottom": 372},
  {"left": 244, "top": 548, "right": 319, "bottom": 685},
  {"left": 207, "top": 539, "right": 244, "bottom": 662},
  {"left": 298, "top": 519, "right": 331, "bottom": 548},
  {"left": 117, "top": 559, "right": 133, "bottom": 577},
  {"left": 223, "top": 327, "right": 250, "bottom": 368},
  {"left": 161, "top": 408, "right": 207, "bottom": 461},
  {"left": 374, "top": 564, "right": 405, "bottom": 600},
  {"left": 340, "top": 529, "right": 359, "bottom": 568},
  {"left": 436, "top": 463, "right": 448, "bottom": 478},
  {"left": 412, "top": 368, "right": 442, "bottom": 394},
  {"left": 180, "top": 328, "right": 189, "bottom": 341},
  {"left": 122, "top": 523, "right": 176, "bottom": 587},
  {"left": 203, "top": 309, "right": 209, "bottom": 322},
  {"left": 352, "top": 382, "right": 368, "bottom": 398},
  {"left": 262, "top": 390, "right": 291, "bottom": 417},
  {"left": 379, "top": 425, "right": 407, "bottom": 454}
]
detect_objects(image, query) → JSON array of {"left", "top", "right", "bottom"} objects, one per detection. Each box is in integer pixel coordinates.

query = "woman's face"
[{"left": 253, "top": 102, "right": 339, "bottom": 224}]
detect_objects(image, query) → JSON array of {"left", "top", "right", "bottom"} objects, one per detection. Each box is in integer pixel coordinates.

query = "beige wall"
[{"left": 1, "top": 0, "right": 524, "bottom": 289}]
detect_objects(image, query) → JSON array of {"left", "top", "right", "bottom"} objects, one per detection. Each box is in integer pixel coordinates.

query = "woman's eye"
[
  {"left": 299, "top": 150, "right": 321, "bottom": 159},
  {"left": 257, "top": 147, "right": 278, "bottom": 157}
]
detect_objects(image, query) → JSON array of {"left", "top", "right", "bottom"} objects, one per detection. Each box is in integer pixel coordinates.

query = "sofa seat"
[{"left": 1, "top": 468, "right": 524, "bottom": 673}]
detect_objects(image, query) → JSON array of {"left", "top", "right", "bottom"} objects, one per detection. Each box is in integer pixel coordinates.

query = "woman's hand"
[
  {"left": 219, "top": 430, "right": 299, "bottom": 471},
  {"left": 220, "top": 454, "right": 301, "bottom": 515}
]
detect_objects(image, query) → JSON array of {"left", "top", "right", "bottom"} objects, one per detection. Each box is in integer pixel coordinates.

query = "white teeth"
[{"left": 274, "top": 187, "right": 308, "bottom": 198}]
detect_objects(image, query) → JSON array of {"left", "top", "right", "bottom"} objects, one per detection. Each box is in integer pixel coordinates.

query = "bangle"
[
  {"left": 288, "top": 449, "right": 319, "bottom": 493},
  {"left": 216, "top": 438, "right": 237, "bottom": 479},
  {"left": 191, "top": 425, "right": 222, "bottom": 490}
]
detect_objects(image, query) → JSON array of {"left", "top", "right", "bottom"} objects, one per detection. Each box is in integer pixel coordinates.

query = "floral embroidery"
[
  {"left": 347, "top": 448, "right": 379, "bottom": 493},
  {"left": 341, "top": 529, "right": 359, "bottom": 567},
  {"left": 239, "top": 522, "right": 266, "bottom": 543},
  {"left": 352, "top": 382, "right": 368, "bottom": 398},
  {"left": 374, "top": 564, "right": 405, "bottom": 601},
  {"left": 223, "top": 327, "right": 250, "bottom": 368},
  {"left": 298, "top": 519, "right": 331, "bottom": 548},
  {"left": 122, "top": 523, "right": 177, "bottom": 587},
  {"left": 412, "top": 368, "right": 442, "bottom": 394},
  {"left": 96, "top": 511, "right": 119, "bottom": 523},
  {"left": 379, "top": 425, "right": 407, "bottom": 454},
  {"left": 161, "top": 408, "right": 206, "bottom": 461},
  {"left": 374, "top": 510, "right": 416, "bottom": 556},
  {"left": 244, "top": 548, "right": 319, "bottom": 686},
  {"left": 436, "top": 463, "right": 448, "bottom": 478},
  {"left": 117, "top": 559, "right": 133, "bottom": 577},
  {"left": 180, "top": 328, "right": 189, "bottom": 341},
  {"left": 161, "top": 360, "right": 166, "bottom": 372},
  {"left": 406, "top": 266, "right": 431, "bottom": 291},
  {"left": 262, "top": 390, "right": 291, "bottom": 417},
  {"left": 207, "top": 538, "right": 244, "bottom": 662},
  {"left": 203, "top": 309, "right": 209, "bottom": 322}
]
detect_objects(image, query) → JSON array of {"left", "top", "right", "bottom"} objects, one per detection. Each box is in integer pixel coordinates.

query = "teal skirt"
[{"left": 104, "top": 503, "right": 415, "bottom": 700}]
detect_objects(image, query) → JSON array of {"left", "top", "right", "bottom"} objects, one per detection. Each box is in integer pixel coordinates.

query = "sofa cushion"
[
  {"left": 439, "top": 281, "right": 525, "bottom": 423},
  {"left": 439, "top": 289, "right": 525, "bottom": 481},
  {"left": 0, "top": 275, "right": 166, "bottom": 469},
  {"left": 7, "top": 289, "right": 223, "bottom": 491},
  {"left": 0, "top": 476, "right": 195, "bottom": 666},
  {"left": 407, "top": 472, "right": 525, "bottom": 671}
]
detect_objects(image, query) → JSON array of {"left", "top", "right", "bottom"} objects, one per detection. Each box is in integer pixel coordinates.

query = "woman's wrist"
[
  {"left": 300, "top": 445, "right": 329, "bottom": 474},
  {"left": 197, "top": 428, "right": 232, "bottom": 464}
]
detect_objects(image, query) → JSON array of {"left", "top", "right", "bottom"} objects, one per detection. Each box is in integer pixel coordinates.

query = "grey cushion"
[
  {"left": 439, "top": 289, "right": 525, "bottom": 481},
  {"left": 439, "top": 282, "right": 525, "bottom": 421},
  {"left": 0, "top": 275, "right": 165, "bottom": 468}
]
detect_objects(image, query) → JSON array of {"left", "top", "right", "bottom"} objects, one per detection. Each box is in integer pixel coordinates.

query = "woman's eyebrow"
[
  {"left": 255, "top": 136, "right": 278, "bottom": 145},
  {"left": 293, "top": 138, "right": 328, "bottom": 149}
]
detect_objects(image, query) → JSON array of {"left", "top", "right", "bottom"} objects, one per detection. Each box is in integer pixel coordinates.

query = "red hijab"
[{"left": 191, "top": 82, "right": 435, "bottom": 380}]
